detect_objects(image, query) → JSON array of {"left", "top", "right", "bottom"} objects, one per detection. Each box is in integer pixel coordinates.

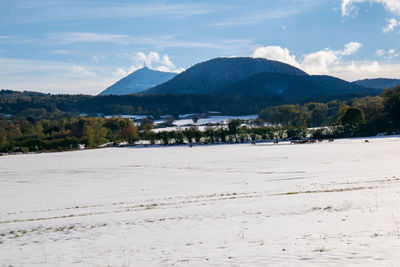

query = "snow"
[
  {"left": 178, "top": 113, "right": 197, "bottom": 119},
  {"left": 173, "top": 115, "right": 258, "bottom": 127},
  {"left": 153, "top": 125, "right": 209, "bottom": 133},
  {"left": 104, "top": 115, "right": 151, "bottom": 120},
  {"left": 154, "top": 114, "right": 258, "bottom": 131},
  {"left": 1, "top": 137, "right": 400, "bottom": 266}
]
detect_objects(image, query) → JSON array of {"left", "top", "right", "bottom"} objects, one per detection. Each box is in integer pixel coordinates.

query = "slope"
[
  {"left": 100, "top": 67, "right": 176, "bottom": 95},
  {"left": 141, "top": 57, "right": 308, "bottom": 95},
  {"left": 222, "top": 72, "right": 378, "bottom": 97}
]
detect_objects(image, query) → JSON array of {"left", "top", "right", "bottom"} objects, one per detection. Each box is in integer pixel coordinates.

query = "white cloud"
[
  {"left": 252, "top": 42, "right": 363, "bottom": 75},
  {"left": 111, "top": 51, "right": 184, "bottom": 80},
  {"left": 375, "top": 48, "right": 399, "bottom": 58},
  {"left": 342, "top": 0, "right": 400, "bottom": 16},
  {"left": 301, "top": 49, "right": 339, "bottom": 74},
  {"left": 345, "top": 61, "right": 382, "bottom": 74},
  {"left": 330, "top": 61, "right": 400, "bottom": 81},
  {"left": 130, "top": 51, "right": 183, "bottom": 73},
  {"left": 250, "top": 42, "right": 400, "bottom": 81},
  {"left": 252, "top": 46, "right": 299, "bottom": 67},
  {"left": 342, "top": 1, "right": 400, "bottom": 32},
  {"left": 383, "top": 18, "right": 399, "bottom": 32},
  {"left": 376, "top": 49, "right": 385, "bottom": 56},
  {"left": 340, "top": 42, "right": 363, "bottom": 55}
]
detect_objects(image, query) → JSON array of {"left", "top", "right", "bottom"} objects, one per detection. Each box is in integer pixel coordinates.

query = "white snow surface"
[
  {"left": 172, "top": 115, "right": 258, "bottom": 127},
  {"left": 1, "top": 137, "right": 400, "bottom": 266},
  {"left": 154, "top": 114, "right": 258, "bottom": 132}
]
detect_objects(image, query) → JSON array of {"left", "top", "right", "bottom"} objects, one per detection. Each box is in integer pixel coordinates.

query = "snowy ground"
[
  {"left": 153, "top": 115, "right": 258, "bottom": 132},
  {"left": 170, "top": 115, "right": 258, "bottom": 127},
  {"left": 1, "top": 137, "right": 400, "bottom": 266}
]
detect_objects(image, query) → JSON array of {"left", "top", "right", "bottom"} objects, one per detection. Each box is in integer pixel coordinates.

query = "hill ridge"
[
  {"left": 353, "top": 78, "right": 400, "bottom": 90},
  {"left": 141, "top": 57, "right": 308, "bottom": 95},
  {"left": 140, "top": 57, "right": 377, "bottom": 97}
]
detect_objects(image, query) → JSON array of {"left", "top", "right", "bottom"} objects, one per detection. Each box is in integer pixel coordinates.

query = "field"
[{"left": 1, "top": 137, "right": 400, "bottom": 266}]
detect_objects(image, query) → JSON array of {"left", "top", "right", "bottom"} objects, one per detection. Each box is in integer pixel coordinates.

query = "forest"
[
  {"left": 0, "top": 85, "right": 399, "bottom": 153},
  {"left": 0, "top": 89, "right": 369, "bottom": 117}
]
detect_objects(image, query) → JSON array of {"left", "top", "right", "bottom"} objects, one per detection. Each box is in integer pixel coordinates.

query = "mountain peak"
[{"left": 99, "top": 67, "right": 176, "bottom": 96}]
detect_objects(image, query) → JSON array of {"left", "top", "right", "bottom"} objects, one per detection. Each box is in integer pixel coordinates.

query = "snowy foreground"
[{"left": 1, "top": 138, "right": 400, "bottom": 266}]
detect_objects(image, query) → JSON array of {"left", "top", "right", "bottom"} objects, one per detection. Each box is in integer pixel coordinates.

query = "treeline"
[
  {"left": 0, "top": 117, "right": 140, "bottom": 153},
  {"left": 0, "top": 113, "right": 288, "bottom": 152},
  {"left": 259, "top": 85, "right": 400, "bottom": 137},
  {"left": 0, "top": 115, "right": 326, "bottom": 153},
  {"left": 0, "top": 89, "right": 370, "bottom": 118},
  {"left": 259, "top": 100, "right": 342, "bottom": 127}
]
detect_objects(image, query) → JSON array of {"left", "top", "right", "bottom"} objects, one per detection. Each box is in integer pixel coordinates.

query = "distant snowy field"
[
  {"left": 170, "top": 115, "right": 258, "bottom": 126},
  {"left": 1, "top": 137, "right": 400, "bottom": 266},
  {"left": 153, "top": 115, "right": 258, "bottom": 132}
]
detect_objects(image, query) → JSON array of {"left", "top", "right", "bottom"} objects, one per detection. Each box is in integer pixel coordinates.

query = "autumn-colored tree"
[{"left": 121, "top": 125, "right": 139, "bottom": 144}]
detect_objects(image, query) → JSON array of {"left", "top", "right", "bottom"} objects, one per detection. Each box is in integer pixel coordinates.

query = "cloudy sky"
[{"left": 1, "top": 0, "right": 400, "bottom": 94}]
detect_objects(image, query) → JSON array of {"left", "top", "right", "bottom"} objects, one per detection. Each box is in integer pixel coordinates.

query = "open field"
[{"left": 1, "top": 137, "right": 400, "bottom": 266}]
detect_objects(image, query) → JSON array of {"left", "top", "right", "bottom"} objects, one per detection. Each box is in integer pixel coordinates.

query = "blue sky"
[{"left": 1, "top": 0, "right": 400, "bottom": 94}]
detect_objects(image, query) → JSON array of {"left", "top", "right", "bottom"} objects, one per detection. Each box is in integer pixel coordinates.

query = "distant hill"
[
  {"left": 353, "top": 78, "right": 400, "bottom": 90},
  {"left": 100, "top": 67, "right": 176, "bottom": 95},
  {"left": 141, "top": 57, "right": 376, "bottom": 97},
  {"left": 222, "top": 72, "right": 378, "bottom": 97},
  {"left": 141, "top": 57, "right": 308, "bottom": 95}
]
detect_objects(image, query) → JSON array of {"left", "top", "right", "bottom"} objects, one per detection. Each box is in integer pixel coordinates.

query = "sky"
[{"left": 1, "top": 0, "right": 400, "bottom": 95}]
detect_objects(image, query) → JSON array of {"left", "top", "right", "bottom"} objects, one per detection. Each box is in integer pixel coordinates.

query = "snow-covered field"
[
  {"left": 1, "top": 137, "right": 400, "bottom": 266},
  {"left": 171, "top": 115, "right": 258, "bottom": 126},
  {"left": 153, "top": 115, "right": 258, "bottom": 132}
]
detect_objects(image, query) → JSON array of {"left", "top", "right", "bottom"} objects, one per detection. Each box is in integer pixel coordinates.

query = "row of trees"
[
  {"left": 0, "top": 113, "right": 333, "bottom": 153},
  {"left": 0, "top": 117, "right": 140, "bottom": 153},
  {"left": 258, "top": 85, "right": 400, "bottom": 137},
  {"left": 259, "top": 100, "right": 346, "bottom": 127},
  {"left": 0, "top": 113, "right": 363, "bottom": 153}
]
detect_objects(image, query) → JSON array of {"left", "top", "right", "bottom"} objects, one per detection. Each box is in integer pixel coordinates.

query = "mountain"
[
  {"left": 100, "top": 67, "right": 176, "bottom": 95},
  {"left": 353, "top": 78, "right": 400, "bottom": 90},
  {"left": 141, "top": 57, "right": 308, "bottom": 95},
  {"left": 222, "top": 72, "right": 378, "bottom": 97},
  {"left": 140, "top": 57, "right": 376, "bottom": 97}
]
